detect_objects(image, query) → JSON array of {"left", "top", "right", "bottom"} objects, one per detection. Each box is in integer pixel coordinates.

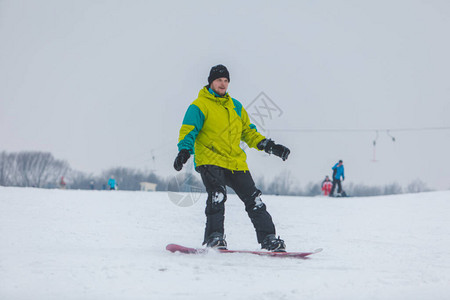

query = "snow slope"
[{"left": 1, "top": 187, "right": 449, "bottom": 300}]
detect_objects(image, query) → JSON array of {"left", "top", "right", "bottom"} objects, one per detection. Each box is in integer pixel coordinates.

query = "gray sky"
[{"left": 1, "top": 0, "right": 449, "bottom": 190}]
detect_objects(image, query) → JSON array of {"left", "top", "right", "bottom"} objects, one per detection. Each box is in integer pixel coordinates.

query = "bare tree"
[
  {"left": 68, "top": 170, "right": 96, "bottom": 190},
  {"left": 266, "top": 170, "right": 294, "bottom": 195},
  {"left": 0, "top": 151, "right": 69, "bottom": 187},
  {"left": 304, "top": 182, "right": 321, "bottom": 196},
  {"left": 0, "top": 151, "right": 10, "bottom": 186},
  {"left": 406, "top": 179, "right": 429, "bottom": 193},
  {"left": 383, "top": 182, "right": 403, "bottom": 195}
]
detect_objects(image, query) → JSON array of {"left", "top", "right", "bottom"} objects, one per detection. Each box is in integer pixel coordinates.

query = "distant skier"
[
  {"left": 108, "top": 176, "right": 117, "bottom": 190},
  {"left": 321, "top": 175, "right": 332, "bottom": 196},
  {"left": 330, "top": 160, "right": 345, "bottom": 197},
  {"left": 60, "top": 176, "right": 66, "bottom": 189},
  {"left": 173, "top": 64, "right": 290, "bottom": 252}
]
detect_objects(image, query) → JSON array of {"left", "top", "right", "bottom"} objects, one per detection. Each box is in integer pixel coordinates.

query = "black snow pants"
[
  {"left": 330, "top": 178, "right": 342, "bottom": 196},
  {"left": 198, "top": 165, "right": 276, "bottom": 245}
]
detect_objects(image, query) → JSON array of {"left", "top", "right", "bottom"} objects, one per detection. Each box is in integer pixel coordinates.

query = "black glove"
[
  {"left": 257, "top": 139, "right": 290, "bottom": 161},
  {"left": 173, "top": 149, "right": 191, "bottom": 171}
]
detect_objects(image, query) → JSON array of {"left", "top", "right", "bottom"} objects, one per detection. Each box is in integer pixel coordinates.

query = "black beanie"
[{"left": 208, "top": 64, "right": 230, "bottom": 84}]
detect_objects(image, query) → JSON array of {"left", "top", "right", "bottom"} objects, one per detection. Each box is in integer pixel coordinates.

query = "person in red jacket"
[
  {"left": 60, "top": 176, "right": 66, "bottom": 189},
  {"left": 321, "top": 176, "right": 332, "bottom": 196}
]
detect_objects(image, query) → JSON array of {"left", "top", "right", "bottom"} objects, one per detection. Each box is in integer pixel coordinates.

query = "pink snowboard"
[{"left": 166, "top": 243, "right": 322, "bottom": 259}]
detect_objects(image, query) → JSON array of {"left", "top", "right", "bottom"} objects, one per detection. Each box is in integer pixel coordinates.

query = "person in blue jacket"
[
  {"left": 108, "top": 176, "right": 117, "bottom": 190},
  {"left": 330, "top": 160, "right": 344, "bottom": 197}
]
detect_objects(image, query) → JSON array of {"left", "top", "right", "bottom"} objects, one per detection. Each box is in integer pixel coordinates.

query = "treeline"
[
  {"left": 0, "top": 151, "right": 432, "bottom": 196},
  {"left": 255, "top": 172, "right": 431, "bottom": 197},
  {"left": 0, "top": 151, "right": 170, "bottom": 191},
  {"left": 69, "top": 167, "right": 171, "bottom": 191},
  {"left": 0, "top": 151, "right": 70, "bottom": 188}
]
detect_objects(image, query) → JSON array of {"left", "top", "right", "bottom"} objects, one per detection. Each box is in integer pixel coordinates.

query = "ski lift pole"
[{"left": 372, "top": 130, "right": 379, "bottom": 162}]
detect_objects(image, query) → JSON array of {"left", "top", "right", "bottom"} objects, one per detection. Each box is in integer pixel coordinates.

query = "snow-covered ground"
[{"left": 1, "top": 187, "right": 449, "bottom": 300}]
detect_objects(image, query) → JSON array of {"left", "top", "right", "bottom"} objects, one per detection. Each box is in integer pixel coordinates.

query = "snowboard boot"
[
  {"left": 261, "top": 234, "right": 286, "bottom": 252},
  {"left": 205, "top": 232, "right": 227, "bottom": 250}
]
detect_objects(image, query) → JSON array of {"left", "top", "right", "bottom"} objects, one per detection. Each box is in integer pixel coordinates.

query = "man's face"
[{"left": 210, "top": 77, "right": 229, "bottom": 96}]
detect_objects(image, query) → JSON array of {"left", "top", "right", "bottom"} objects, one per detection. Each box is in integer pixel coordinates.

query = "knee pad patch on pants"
[
  {"left": 212, "top": 191, "right": 225, "bottom": 204},
  {"left": 209, "top": 185, "right": 227, "bottom": 206},
  {"left": 247, "top": 189, "right": 265, "bottom": 211}
]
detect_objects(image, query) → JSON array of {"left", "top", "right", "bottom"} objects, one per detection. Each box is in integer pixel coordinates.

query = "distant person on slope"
[
  {"left": 330, "top": 160, "right": 345, "bottom": 197},
  {"left": 173, "top": 64, "right": 290, "bottom": 252},
  {"left": 60, "top": 176, "right": 66, "bottom": 189},
  {"left": 321, "top": 175, "right": 332, "bottom": 196},
  {"left": 108, "top": 176, "right": 117, "bottom": 190}
]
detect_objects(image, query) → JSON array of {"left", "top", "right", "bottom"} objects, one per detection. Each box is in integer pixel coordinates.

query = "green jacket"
[{"left": 177, "top": 86, "right": 265, "bottom": 171}]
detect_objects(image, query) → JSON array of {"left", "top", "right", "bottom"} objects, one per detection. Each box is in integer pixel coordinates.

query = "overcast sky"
[{"left": 1, "top": 0, "right": 449, "bottom": 190}]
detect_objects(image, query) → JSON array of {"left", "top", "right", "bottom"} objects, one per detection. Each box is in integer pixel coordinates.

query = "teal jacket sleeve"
[{"left": 177, "top": 104, "right": 205, "bottom": 153}]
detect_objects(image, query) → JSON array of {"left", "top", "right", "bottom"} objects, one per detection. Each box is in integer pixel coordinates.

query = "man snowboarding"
[
  {"left": 330, "top": 160, "right": 345, "bottom": 197},
  {"left": 173, "top": 64, "right": 290, "bottom": 252}
]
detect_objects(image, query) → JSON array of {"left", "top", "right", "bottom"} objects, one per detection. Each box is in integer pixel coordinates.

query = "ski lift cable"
[{"left": 267, "top": 126, "right": 450, "bottom": 133}]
